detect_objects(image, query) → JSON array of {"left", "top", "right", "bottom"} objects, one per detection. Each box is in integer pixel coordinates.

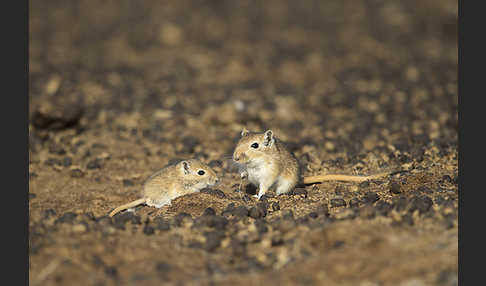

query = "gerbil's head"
[
  {"left": 233, "top": 128, "right": 276, "bottom": 165},
  {"left": 177, "top": 159, "right": 219, "bottom": 191}
]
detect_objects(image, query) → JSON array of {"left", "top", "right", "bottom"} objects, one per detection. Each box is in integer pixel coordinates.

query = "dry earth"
[{"left": 29, "top": 1, "right": 458, "bottom": 285}]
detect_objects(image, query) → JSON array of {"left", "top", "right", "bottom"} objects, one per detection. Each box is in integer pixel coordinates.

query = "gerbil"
[
  {"left": 109, "top": 159, "right": 219, "bottom": 217},
  {"left": 233, "top": 128, "right": 404, "bottom": 199}
]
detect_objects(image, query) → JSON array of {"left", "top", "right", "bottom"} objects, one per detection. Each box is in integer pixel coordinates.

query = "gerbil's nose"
[{"left": 233, "top": 154, "right": 240, "bottom": 161}]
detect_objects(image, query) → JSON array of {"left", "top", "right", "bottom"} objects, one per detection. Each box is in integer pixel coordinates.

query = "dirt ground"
[{"left": 29, "top": 1, "right": 458, "bottom": 285}]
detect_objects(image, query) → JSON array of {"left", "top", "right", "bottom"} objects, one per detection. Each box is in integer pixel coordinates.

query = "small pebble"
[
  {"left": 363, "top": 192, "right": 380, "bottom": 204},
  {"left": 331, "top": 198, "right": 346, "bottom": 208},
  {"left": 123, "top": 179, "right": 134, "bottom": 186},
  {"left": 143, "top": 225, "right": 155, "bottom": 235},
  {"left": 56, "top": 212, "right": 77, "bottom": 224},
  {"left": 390, "top": 182, "right": 402, "bottom": 194},
  {"left": 70, "top": 168, "right": 84, "bottom": 178},
  {"left": 272, "top": 202, "right": 280, "bottom": 211}
]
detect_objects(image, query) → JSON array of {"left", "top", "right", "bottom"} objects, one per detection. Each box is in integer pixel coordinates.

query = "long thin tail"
[
  {"left": 109, "top": 198, "right": 146, "bottom": 217},
  {"left": 303, "top": 170, "right": 407, "bottom": 185}
]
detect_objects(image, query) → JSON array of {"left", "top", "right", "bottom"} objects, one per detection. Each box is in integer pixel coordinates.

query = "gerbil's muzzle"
[{"left": 233, "top": 151, "right": 244, "bottom": 162}]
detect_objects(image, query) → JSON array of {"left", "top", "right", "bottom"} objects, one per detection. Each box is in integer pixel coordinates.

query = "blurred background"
[{"left": 29, "top": 0, "right": 457, "bottom": 154}]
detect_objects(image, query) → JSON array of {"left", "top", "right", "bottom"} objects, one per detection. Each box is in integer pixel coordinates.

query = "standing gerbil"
[
  {"left": 109, "top": 158, "right": 219, "bottom": 217},
  {"left": 233, "top": 128, "right": 403, "bottom": 199}
]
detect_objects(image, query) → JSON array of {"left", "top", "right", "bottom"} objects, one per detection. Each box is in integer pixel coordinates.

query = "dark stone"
[
  {"left": 249, "top": 207, "right": 264, "bottom": 219},
  {"left": 55, "top": 212, "right": 77, "bottom": 224},
  {"left": 87, "top": 159, "right": 102, "bottom": 169},
  {"left": 333, "top": 240, "right": 345, "bottom": 248},
  {"left": 394, "top": 196, "right": 408, "bottom": 211},
  {"left": 70, "top": 168, "right": 84, "bottom": 178},
  {"left": 231, "top": 239, "right": 247, "bottom": 257},
  {"left": 113, "top": 212, "right": 141, "bottom": 229},
  {"left": 417, "top": 186, "right": 433, "bottom": 194},
  {"left": 375, "top": 201, "right": 393, "bottom": 216},
  {"left": 359, "top": 181, "right": 370, "bottom": 188},
  {"left": 257, "top": 202, "right": 268, "bottom": 216},
  {"left": 272, "top": 202, "right": 280, "bottom": 211},
  {"left": 63, "top": 157, "right": 72, "bottom": 167},
  {"left": 29, "top": 193, "right": 37, "bottom": 199},
  {"left": 43, "top": 209, "right": 56, "bottom": 219},
  {"left": 232, "top": 205, "right": 249, "bottom": 217},
  {"left": 317, "top": 204, "right": 330, "bottom": 216},
  {"left": 154, "top": 218, "right": 170, "bottom": 231},
  {"left": 45, "top": 158, "right": 62, "bottom": 166},
  {"left": 360, "top": 205, "right": 376, "bottom": 219},
  {"left": 282, "top": 210, "right": 294, "bottom": 220},
  {"left": 200, "top": 188, "right": 226, "bottom": 198},
  {"left": 181, "top": 136, "right": 199, "bottom": 154},
  {"left": 173, "top": 212, "right": 192, "bottom": 226},
  {"left": 123, "top": 179, "right": 134, "bottom": 186},
  {"left": 331, "top": 198, "right": 346, "bottom": 208},
  {"left": 409, "top": 196, "right": 433, "bottom": 214},
  {"left": 143, "top": 225, "right": 155, "bottom": 235},
  {"left": 401, "top": 213, "right": 414, "bottom": 225},
  {"left": 297, "top": 216, "right": 310, "bottom": 224},
  {"left": 244, "top": 184, "right": 257, "bottom": 195},
  {"left": 254, "top": 219, "right": 268, "bottom": 234},
  {"left": 241, "top": 194, "right": 252, "bottom": 203},
  {"left": 104, "top": 266, "right": 118, "bottom": 278},
  {"left": 363, "top": 192, "right": 380, "bottom": 204},
  {"left": 48, "top": 144, "right": 66, "bottom": 155},
  {"left": 204, "top": 231, "right": 225, "bottom": 252},
  {"left": 155, "top": 262, "right": 171, "bottom": 274},
  {"left": 203, "top": 207, "right": 216, "bottom": 216},
  {"left": 436, "top": 270, "right": 458, "bottom": 286},
  {"left": 196, "top": 214, "right": 228, "bottom": 230},
  {"left": 308, "top": 212, "right": 318, "bottom": 219},
  {"left": 389, "top": 182, "right": 402, "bottom": 194},
  {"left": 349, "top": 198, "right": 360, "bottom": 208},
  {"left": 222, "top": 203, "right": 236, "bottom": 216},
  {"left": 292, "top": 188, "right": 308, "bottom": 197},
  {"left": 271, "top": 234, "right": 284, "bottom": 246},
  {"left": 442, "top": 175, "right": 453, "bottom": 184},
  {"left": 32, "top": 102, "right": 84, "bottom": 131}
]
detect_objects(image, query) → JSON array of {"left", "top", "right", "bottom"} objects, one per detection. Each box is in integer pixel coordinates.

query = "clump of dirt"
[{"left": 29, "top": 1, "right": 457, "bottom": 285}]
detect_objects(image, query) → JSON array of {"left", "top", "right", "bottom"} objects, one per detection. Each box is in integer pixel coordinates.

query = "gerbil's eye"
[
  {"left": 198, "top": 170, "right": 205, "bottom": 176},
  {"left": 251, "top": 142, "right": 259, "bottom": 149}
]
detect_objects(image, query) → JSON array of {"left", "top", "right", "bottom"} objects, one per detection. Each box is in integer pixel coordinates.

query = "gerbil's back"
[
  {"left": 275, "top": 139, "right": 300, "bottom": 178},
  {"left": 142, "top": 164, "right": 179, "bottom": 198}
]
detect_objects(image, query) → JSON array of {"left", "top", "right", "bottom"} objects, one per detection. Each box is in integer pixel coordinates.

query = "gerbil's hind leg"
[{"left": 275, "top": 177, "right": 297, "bottom": 195}]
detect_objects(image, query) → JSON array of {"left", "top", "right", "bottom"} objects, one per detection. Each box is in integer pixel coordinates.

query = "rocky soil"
[{"left": 29, "top": 1, "right": 458, "bottom": 285}]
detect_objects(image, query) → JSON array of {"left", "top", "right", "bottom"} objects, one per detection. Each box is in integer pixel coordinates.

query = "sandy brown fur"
[
  {"left": 233, "top": 129, "right": 401, "bottom": 198},
  {"left": 109, "top": 159, "right": 219, "bottom": 217}
]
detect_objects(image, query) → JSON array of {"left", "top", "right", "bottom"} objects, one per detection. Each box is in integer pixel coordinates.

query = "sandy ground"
[{"left": 29, "top": 1, "right": 457, "bottom": 285}]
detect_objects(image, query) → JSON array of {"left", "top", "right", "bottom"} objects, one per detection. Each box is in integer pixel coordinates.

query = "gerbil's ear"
[
  {"left": 180, "top": 160, "right": 191, "bottom": 175},
  {"left": 263, "top": 130, "right": 274, "bottom": 146},
  {"left": 241, "top": 127, "right": 250, "bottom": 137}
]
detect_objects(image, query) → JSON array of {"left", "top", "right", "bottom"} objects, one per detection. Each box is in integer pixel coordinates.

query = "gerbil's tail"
[
  {"left": 303, "top": 170, "right": 409, "bottom": 185},
  {"left": 108, "top": 198, "right": 146, "bottom": 217}
]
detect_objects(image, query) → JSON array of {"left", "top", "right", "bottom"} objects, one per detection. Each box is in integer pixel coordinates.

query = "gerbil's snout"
[{"left": 233, "top": 151, "right": 245, "bottom": 162}]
